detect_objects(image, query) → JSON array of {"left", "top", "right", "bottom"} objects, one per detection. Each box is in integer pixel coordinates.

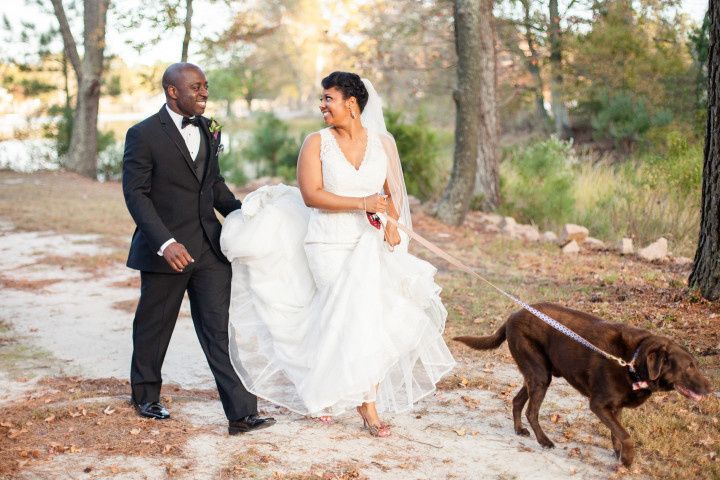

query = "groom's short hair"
[{"left": 161, "top": 62, "right": 202, "bottom": 93}]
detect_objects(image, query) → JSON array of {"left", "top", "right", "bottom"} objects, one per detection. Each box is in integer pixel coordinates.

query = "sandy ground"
[{"left": 0, "top": 225, "right": 627, "bottom": 479}]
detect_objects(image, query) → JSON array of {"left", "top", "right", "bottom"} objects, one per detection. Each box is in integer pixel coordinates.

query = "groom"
[{"left": 121, "top": 62, "right": 274, "bottom": 434}]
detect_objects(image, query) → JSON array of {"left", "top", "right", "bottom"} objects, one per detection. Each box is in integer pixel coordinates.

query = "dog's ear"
[{"left": 646, "top": 346, "right": 668, "bottom": 381}]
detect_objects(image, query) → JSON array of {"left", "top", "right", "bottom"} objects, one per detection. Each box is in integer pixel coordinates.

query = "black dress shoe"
[
  {"left": 133, "top": 401, "right": 170, "bottom": 420},
  {"left": 228, "top": 414, "right": 276, "bottom": 435}
]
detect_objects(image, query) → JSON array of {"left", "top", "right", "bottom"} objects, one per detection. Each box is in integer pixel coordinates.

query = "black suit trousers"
[{"left": 130, "top": 239, "right": 256, "bottom": 421}]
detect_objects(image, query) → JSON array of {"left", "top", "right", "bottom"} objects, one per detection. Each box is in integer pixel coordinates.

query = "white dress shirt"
[{"left": 157, "top": 104, "right": 202, "bottom": 256}]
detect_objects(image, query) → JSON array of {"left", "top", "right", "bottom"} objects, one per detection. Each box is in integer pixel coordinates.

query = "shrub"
[
  {"left": 590, "top": 90, "right": 672, "bottom": 149},
  {"left": 97, "top": 141, "right": 123, "bottom": 182},
  {"left": 218, "top": 145, "right": 248, "bottom": 186},
  {"left": 43, "top": 104, "right": 115, "bottom": 169},
  {"left": 573, "top": 135, "right": 702, "bottom": 256},
  {"left": 243, "top": 112, "right": 299, "bottom": 181},
  {"left": 384, "top": 109, "right": 442, "bottom": 201},
  {"left": 500, "top": 137, "right": 576, "bottom": 229}
]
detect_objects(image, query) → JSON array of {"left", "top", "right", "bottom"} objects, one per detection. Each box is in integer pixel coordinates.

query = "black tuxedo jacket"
[{"left": 122, "top": 105, "right": 242, "bottom": 273}]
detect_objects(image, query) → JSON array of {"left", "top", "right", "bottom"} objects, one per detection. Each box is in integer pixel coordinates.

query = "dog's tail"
[{"left": 454, "top": 323, "right": 507, "bottom": 350}]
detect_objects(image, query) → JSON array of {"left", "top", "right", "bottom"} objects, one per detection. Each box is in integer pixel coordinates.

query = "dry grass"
[
  {"left": 112, "top": 299, "right": 138, "bottom": 313},
  {"left": 0, "top": 276, "right": 62, "bottom": 292},
  {"left": 34, "top": 251, "right": 127, "bottom": 275},
  {"left": 0, "top": 171, "right": 134, "bottom": 237},
  {"left": 0, "top": 377, "right": 218, "bottom": 476}
]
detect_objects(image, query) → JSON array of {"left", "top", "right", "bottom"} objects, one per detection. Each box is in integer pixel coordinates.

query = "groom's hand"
[{"left": 163, "top": 242, "right": 194, "bottom": 273}]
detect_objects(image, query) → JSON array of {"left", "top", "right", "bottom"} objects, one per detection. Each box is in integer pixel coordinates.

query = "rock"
[
  {"left": 617, "top": 238, "right": 634, "bottom": 255},
  {"left": 500, "top": 217, "right": 517, "bottom": 235},
  {"left": 584, "top": 237, "right": 606, "bottom": 249},
  {"left": 562, "top": 240, "right": 580, "bottom": 254},
  {"left": 560, "top": 224, "right": 589, "bottom": 244},
  {"left": 637, "top": 237, "right": 668, "bottom": 261},
  {"left": 542, "top": 231, "right": 558, "bottom": 243},
  {"left": 514, "top": 224, "right": 540, "bottom": 242},
  {"left": 478, "top": 212, "right": 504, "bottom": 226},
  {"left": 484, "top": 224, "right": 500, "bottom": 234}
]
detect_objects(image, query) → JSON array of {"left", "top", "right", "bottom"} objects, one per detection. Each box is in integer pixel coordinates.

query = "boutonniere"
[{"left": 209, "top": 118, "right": 222, "bottom": 141}]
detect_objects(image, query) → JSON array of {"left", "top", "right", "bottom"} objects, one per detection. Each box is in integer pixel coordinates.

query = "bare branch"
[{"left": 49, "top": 0, "right": 81, "bottom": 79}]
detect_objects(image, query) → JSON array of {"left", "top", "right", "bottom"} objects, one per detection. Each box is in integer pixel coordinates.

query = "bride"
[{"left": 220, "top": 71, "right": 455, "bottom": 437}]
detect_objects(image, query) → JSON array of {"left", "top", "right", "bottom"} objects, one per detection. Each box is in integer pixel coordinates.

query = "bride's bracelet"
[{"left": 362, "top": 196, "right": 367, "bottom": 212}]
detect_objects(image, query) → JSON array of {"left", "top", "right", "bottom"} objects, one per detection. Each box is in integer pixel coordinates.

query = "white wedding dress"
[{"left": 220, "top": 127, "right": 455, "bottom": 416}]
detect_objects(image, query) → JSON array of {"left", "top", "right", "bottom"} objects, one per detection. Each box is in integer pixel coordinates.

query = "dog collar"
[{"left": 627, "top": 348, "right": 649, "bottom": 390}]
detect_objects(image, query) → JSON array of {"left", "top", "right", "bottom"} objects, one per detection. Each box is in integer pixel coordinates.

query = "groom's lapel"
[{"left": 158, "top": 106, "right": 200, "bottom": 183}]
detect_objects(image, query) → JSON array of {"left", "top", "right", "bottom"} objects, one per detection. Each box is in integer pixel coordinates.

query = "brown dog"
[{"left": 455, "top": 302, "right": 712, "bottom": 467}]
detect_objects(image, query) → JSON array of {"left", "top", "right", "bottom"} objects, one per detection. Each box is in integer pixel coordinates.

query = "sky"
[{"left": 0, "top": 0, "right": 710, "bottom": 68}]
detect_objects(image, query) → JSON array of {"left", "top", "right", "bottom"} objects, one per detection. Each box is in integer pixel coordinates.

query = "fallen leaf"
[
  {"left": 103, "top": 406, "right": 115, "bottom": 415},
  {"left": 141, "top": 439, "right": 156, "bottom": 445},
  {"left": 110, "top": 466, "right": 119, "bottom": 474},
  {"left": 551, "top": 414, "right": 561, "bottom": 423},
  {"left": 69, "top": 411, "right": 81, "bottom": 418},
  {"left": 150, "top": 429, "right": 160, "bottom": 436},
  {"left": 44, "top": 415, "right": 55, "bottom": 423},
  {"left": 130, "top": 428, "right": 141, "bottom": 435},
  {"left": 453, "top": 428, "right": 466, "bottom": 436},
  {"left": 163, "top": 444, "right": 173, "bottom": 454},
  {"left": 8, "top": 428, "right": 27, "bottom": 439},
  {"left": 460, "top": 395, "right": 479, "bottom": 410},
  {"left": 0, "top": 421, "right": 13, "bottom": 428}
]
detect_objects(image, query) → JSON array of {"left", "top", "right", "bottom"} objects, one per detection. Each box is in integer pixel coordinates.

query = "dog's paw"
[
  {"left": 515, "top": 427, "right": 530, "bottom": 437},
  {"left": 538, "top": 438, "right": 555, "bottom": 449}
]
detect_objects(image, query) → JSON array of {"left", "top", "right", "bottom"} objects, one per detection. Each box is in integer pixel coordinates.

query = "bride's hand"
[
  {"left": 363, "top": 194, "right": 387, "bottom": 214},
  {"left": 384, "top": 223, "right": 401, "bottom": 247}
]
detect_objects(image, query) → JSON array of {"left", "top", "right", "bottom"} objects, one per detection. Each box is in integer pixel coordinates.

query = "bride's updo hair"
[{"left": 321, "top": 72, "right": 369, "bottom": 112}]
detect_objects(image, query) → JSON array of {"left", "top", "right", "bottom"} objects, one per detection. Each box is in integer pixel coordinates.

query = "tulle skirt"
[{"left": 220, "top": 184, "right": 455, "bottom": 416}]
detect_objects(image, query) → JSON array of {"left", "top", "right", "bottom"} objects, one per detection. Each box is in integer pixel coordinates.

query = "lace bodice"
[
  {"left": 318, "top": 127, "right": 387, "bottom": 196},
  {"left": 304, "top": 128, "right": 388, "bottom": 244}
]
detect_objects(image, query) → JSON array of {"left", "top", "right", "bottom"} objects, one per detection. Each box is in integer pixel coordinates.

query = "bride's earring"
[{"left": 350, "top": 109, "right": 356, "bottom": 119}]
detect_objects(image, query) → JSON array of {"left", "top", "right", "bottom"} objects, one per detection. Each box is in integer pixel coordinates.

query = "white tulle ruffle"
[{"left": 221, "top": 184, "right": 455, "bottom": 416}]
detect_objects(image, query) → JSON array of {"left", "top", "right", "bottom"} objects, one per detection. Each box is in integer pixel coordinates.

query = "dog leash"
[{"left": 378, "top": 214, "right": 634, "bottom": 370}]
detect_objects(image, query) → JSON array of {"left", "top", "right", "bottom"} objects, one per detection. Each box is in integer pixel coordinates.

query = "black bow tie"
[{"left": 181, "top": 116, "right": 201, "bottom": 128}]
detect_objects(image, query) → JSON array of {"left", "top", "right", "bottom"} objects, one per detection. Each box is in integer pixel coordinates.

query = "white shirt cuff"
[{"left": 157, "top": 238, "right": 176, "bottom": 256}]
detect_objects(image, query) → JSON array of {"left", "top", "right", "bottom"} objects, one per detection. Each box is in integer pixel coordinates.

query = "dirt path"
[{"left": 0, "top": 223, "right": 628, "bottom": 479}]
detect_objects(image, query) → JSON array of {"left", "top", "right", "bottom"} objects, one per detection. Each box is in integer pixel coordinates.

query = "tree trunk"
[
  {"left": 67, "top": 0, "right": 109, "bottom": 178},
  {"left": 436, "top": 0, "right": 481, "bottom": 225},
  {"left": 689, "top": 0, "right": 720, "bottom": 300},
  {"left": 548, "top": 0, "right": 570, "bottom": 138},
  {"left": 473, "top": 0, "right": 499, "bottom": 210},
  {"left": 52, "top": 0, "right": 109, "bottom": 179},
  {"left": 181, "top": 0, "right": 193, "bottom": 62},
  {"left": 520, "top": 0, "right": 549, "bottom": 125}
]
